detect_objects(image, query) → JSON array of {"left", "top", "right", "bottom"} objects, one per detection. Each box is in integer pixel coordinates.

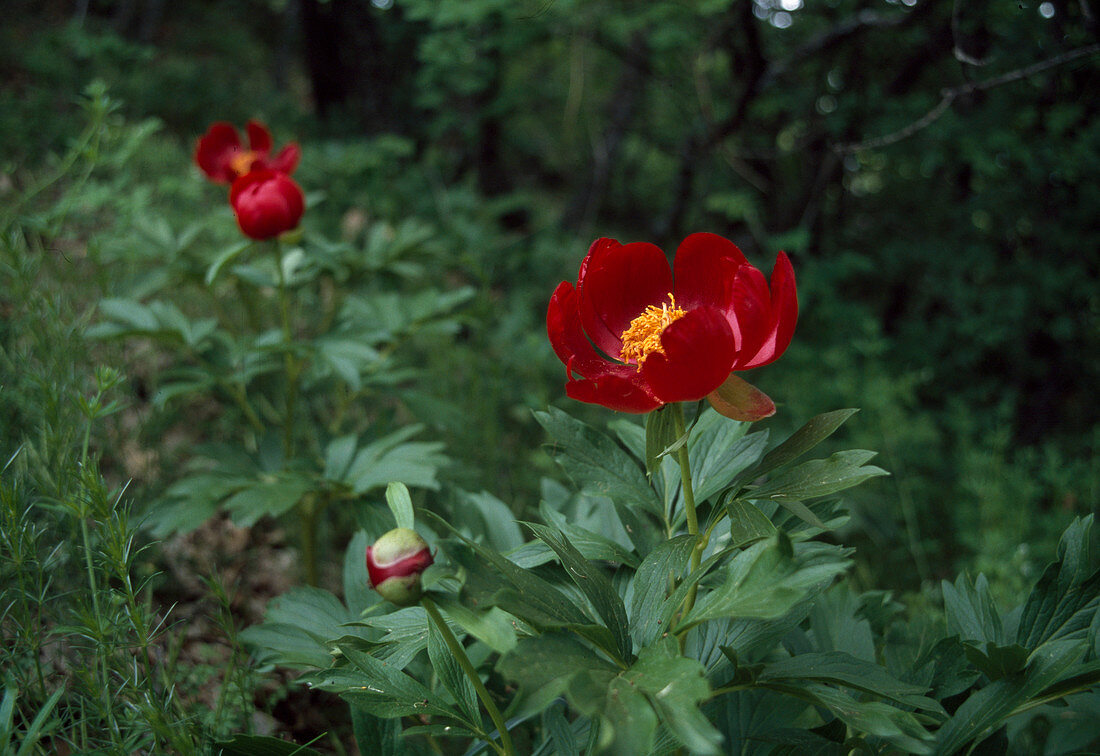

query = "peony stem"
[
  {"left": 672, "top": 403, "right": 704, "bottom": 622},
  {"left": 421, "top": 596, "right": 514, "bottom": 756}
]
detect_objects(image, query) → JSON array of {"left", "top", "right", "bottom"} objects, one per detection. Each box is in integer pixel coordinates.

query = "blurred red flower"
[
  {"left": 229, "top": 169, "right": 305, "bottom": 240},
  {"left": 194, "top": 120, "right": 300, "bottom": 185},
  {"left": 547, "top": 233, "right": 797, "bottom": 419}
]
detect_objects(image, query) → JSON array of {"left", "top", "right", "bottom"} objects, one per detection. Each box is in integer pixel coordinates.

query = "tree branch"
[{"left": 833, "top": 42, "right": 1100, "bottom": 153}]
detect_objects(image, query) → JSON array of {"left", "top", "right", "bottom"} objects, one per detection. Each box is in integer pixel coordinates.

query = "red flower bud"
[
  {"left": 366, "top": 528, "right": 434, "bottom": 606},
  {"left": 228, "top": 169, "right": 305, "bottom": 240}
]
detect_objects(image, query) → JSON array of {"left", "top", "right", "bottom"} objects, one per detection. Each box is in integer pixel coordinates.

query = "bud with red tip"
[
  {"left": 228, "top": 169, "right": 305, "bottom": 241},
  {"left": 366, "top": 528, "right": 434, "bottom": 606}
]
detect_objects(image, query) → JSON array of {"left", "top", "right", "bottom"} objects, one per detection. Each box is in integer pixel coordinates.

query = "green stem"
[
  {"left": 672, "top": 403, "right": 705, "bottom": 626},
  {"left": 300, "top": 496, "right": 319, "bottom": 586},
  {"left": 422, "top": 597, "right": 514, "bottom": 756},
  {"left": 273, "top": 242, "right": 299, "bottom": 462}
]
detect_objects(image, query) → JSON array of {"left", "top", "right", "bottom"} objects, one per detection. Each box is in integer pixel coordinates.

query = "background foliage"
[{"left": 1, "top": 0, "right": 1097, "bottom": 752}]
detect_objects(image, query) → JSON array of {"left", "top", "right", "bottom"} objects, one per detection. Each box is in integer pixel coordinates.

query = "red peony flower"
[
  {"left": 547, "top": 233, "right": 797, "bottom": 420},
  {"left": 194, "top": 120, "right": 301, "bottom": 185},
  {"left": 228, "top": 169, "right": 305, "bottom": 240},
  {"left": 367, "top": 528, "right": 435, "bottom": 606}
]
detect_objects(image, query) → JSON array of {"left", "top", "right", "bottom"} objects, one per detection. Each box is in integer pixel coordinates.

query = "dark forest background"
[{"left": 1, "top": 0, "right": 1098, "bottom": 748}]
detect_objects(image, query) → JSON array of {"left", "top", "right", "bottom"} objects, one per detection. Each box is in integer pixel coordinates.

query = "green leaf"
[
  {"left": 309, "top": 646, "right": 468, "bottom": 724},
  {"left": 542, "top": 700, "right": 579, "bottom": 756},
  {"left": 426, "top": 611, "right": 480, "bottom": 725},
  {"left": 343, "top": 530, "right": 378, "bottom": 615},
  {"left": 1017, "top": 515, "right": 1100, "bottom": 650},
  {"left": 525, "top": 522, "right": 631, "bottom": 661},
  {"left": 942, "top": 573, "right": 1006, "bottom": 645},
  {"left": 385, "top": 482, "right": 415, "bottom": 529},
  {"left": 934, "top": 639, "right": 1091, "bottom": 755},
  {"left": 461, "top": 490, "right": 525, "bottom": 552},
  {"left": 598, "top": 677, "right": 658, "bottom": 755},
  {"left": 691, "top": 422, "right": 768, "bottom": 504},
  {"left": 725, "top": 498, "right": 776, "bottom": 549},
  {"left": 645, "top": 405, "right": 681, "bottom": 475},
  {"left": 629, "top": 534, "right": 697, "bottom": 648},
  {"left": 535, "top": 408, "right": 662, "bottom": 518},
  {"left": 748, "top": 409, "right": 860, "bottom": 479},
  {"left": 540, "top": 504, "right": 639, "bottom": 568},
  {"left": 96, "top": 297, "right": 158, "bottom": 331},
  {"left": 498, "top": 632, "right": 619, "bottom": 698},
  {"left": 430, "top": 595, "right": 517, "bottom": 654},
  {"left": 757, "top": 651, "right": 943, "bottom": 712},
  {"left": 240, "top": 586, "right": 360, "bottom": 668},
  {"left": 213, "top": 734, "right": 323, "bottom": 756},
  {"left": 223, "top": 473, "right": 314, "bottom": 527},
  {"left": 205, "top": 240, "right": 251, "bottom": 285},
  {"left": 324, "top": 435, "right": 359, "bottom": 482},
  {"left": 771, "top": 682, "right": 934, "bottom": 754},
  {"left": 962, "top": 641, "right": 1029, "bottom": 680},
  {"left": 683, "top": 538, "right": 850, "bottom": 629},
  {"left": 442, "top": 533, "right": 591, "bottom": 630},
  {"left": 344, "top": 425, "right": 446, "bottom": 494},
  {"left": 350, "top": 706, "right": 403, "bottom": 756},
  {"left": 748, "top": 450, "right": 888, "bottom": 504},
  {"left": 627, "top": 637, "right": 723, "bottom": 755}
]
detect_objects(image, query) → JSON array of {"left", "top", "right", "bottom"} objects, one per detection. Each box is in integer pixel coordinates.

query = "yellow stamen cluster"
[
  {"left": 619, "top": 293, "right": 686, "bottom": 369},
  {"left": 229, "top": 150, "right": 260, "bottom": 178}
]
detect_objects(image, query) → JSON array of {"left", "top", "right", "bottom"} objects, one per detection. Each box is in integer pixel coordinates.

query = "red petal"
[
  {"left": 672, "top": 232, "right": 747, "bottom": 317},
  {"left": 266, "top": 143, "right": 301, "bottom": 176},
  {"left": 246, "top": 119, "right": 274, "bottom": 154},
  {"left": 707, "top": 374, "right": 776, "bottom": 421},
  {"left": 730, "top": 263, "right": 774, "bottom": 368},
  {"left": 741, "top": 252, "right": 798, "bottom": 368},
  {"left": 640, "top": 307, "right": 737, "bottom": 403},
  {"left": 194, "top": 122, "right": 242, "bottom": 183},
  {"left": 578, "top": 240, "right": 674, "bottom": 360},
  {"left": 566, "top": 373, "right": 661, "bottom": 413},
  {"left": 547, "top": 281, "right": 612, "bottom": 378}
]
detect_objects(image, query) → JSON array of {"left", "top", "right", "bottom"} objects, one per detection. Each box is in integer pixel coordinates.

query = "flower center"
[
  {"left": 229, "top": 150, "right": 261, "bottom": 178},
  {"left": 619, "top": 293, "right": 686, "bottom": 368}
]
